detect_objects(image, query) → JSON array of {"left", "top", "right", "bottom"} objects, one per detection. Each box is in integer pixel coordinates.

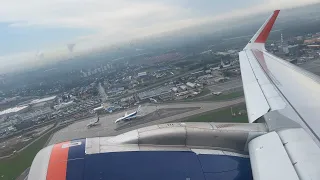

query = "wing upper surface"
[
  {"left": 254, "top": 51, "right": 320, "bottom": 142},
  {"left": 239, "top": 51, "right": 270, "bottom": 122},
  {"left": 239, "top": 10, "right": 320, "bottom": 144}
]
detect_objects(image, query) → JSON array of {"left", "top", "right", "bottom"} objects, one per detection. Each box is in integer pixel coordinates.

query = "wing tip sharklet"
[
  {"left": 239, "top": 10, "right": 282, "bottom": 123},
  {"left": 244, "top": 10, "right": 280, "bottom": 50}
]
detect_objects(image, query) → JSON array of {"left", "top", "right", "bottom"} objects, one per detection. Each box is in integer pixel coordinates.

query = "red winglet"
[{"left": 255, "top": 10, "right": 280, "bottom": 43}]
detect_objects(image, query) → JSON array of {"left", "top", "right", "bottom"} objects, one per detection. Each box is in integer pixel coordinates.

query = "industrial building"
[
  {"left": 179, "top": 85, "right": 188, "bottom": 91},
  {"left": 137, "top": 72, "right": 147, "bottom": 77},
  {"left": 186, "top": 82, "right": 196, "bottom": 88},
  {"left": 172, "top": 87, "right": 179, "bottom": 93},
  {"left": 137, "top": 86, "right": 173, "bottom": 101},
  {"left": 30, "top": 96, "right": 56, "bottom": 106},
  {"left": 54, "top": 101, "right": 74, "bottom": 110},
  {"left": 0, "top": 105, "right": 30, "bottom": 118}
]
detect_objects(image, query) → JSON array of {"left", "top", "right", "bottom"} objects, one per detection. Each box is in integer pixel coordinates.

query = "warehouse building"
[{"left": 138, "top": 86, "right": 173, "bottom": 101}]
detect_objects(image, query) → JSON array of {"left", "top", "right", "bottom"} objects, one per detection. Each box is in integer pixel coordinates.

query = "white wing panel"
[
  {"left": 267, "top": 96, "right": 287, "bottom": 110},
  {"left": 260, "top": 84, "right": 278, "bottom": 98},
  {"left": 249, "top": 132, "right": 300, "bottom": 180},
  {"left": 240, "top": 51, "right": 258, "bottom": 83},
  {"left": 240, "top": 49, "right": 286, "bottom": 123},
  {"left": 278, "top": 128, "right": 320, "bottom": 180},
  {"left": 251, "top": 67, "right": 270, "bottom": 85},
  {"left": 247, "top": 50, "right": 286, "bottom": 111},
  {"left": 246, "top": 50, "right": 263, "bottom": 70},
  {"left": 239, "top": 51, "right": 270, "bottom": 123}
]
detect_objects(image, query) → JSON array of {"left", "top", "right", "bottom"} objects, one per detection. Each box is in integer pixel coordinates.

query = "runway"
[
  {"left": 207, "top": 78, "right": 243, "bottom": 92},
  {"left": 300, "top": 59, "right": 320, "bottom": 76},
  {"left": 48, "top": 98, "right": 244, "bottom": 145}
]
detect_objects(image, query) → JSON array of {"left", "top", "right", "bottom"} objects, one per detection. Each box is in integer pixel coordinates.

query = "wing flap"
[
  {"left": 239, "top": 51, "right": 270, "bottom": 122},
  {"left": 240, "top": 49, "right": 287, "bottom": 123}
]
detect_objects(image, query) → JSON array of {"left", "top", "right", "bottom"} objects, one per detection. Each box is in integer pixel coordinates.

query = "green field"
[
  {"left": 0, "top": 128, "right": 59, "bottom": 180},
  {"left": 181, "top": 103, "right": 248, "bottom": 123},
  {"left": 205, "top": 91, "right": 244, "bottom": 101},
  {"left": 186, "top": 90, "right": 244, "bottom": 102}
]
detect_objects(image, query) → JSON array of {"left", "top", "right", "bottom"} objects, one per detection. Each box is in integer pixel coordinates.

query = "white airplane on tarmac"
[{"left": 115, "top": 105, "right": 142, "bottom": 123}]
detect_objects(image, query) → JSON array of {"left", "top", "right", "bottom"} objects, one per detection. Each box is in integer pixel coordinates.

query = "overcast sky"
[{"left": 0, "top": 0, "right": 318, "bottom": 73}]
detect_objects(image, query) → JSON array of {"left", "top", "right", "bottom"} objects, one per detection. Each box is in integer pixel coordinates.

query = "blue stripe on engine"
[
  {"left": 66, "top": 139, "right": 86, "bottom": 180},
  {"left": 198, "top": 154, "right": 253, "bottom": 180},
  {"left": 68, "top": 139, "right": 86, "bottom": 160},
  {"left": 63, "top": 139, "right": 252, "bottom": 180},
  {"left": 84, "top": 151, "right": 206, "bottom": 180}
]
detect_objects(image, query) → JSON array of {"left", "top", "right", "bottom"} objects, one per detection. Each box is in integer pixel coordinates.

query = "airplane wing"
[
  {"left": 240, "top": 10, "right": 320, "bottom": 179},
  {"left": 125, "top": 112, "right": 128, "bottom": 116},
  {"left": 240, "top": 10, "right": 320, "bottom": 141}
]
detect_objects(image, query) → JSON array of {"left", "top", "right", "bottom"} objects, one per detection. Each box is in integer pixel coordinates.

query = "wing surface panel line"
[
  {"left": 245, "top": 50, "right": 286, "bottom": 111},
  {"left": 251, "top": 50, "right": 320, "bottom": 143},
  {"left": 244, "top": 51, "right": 272, "bottom": 110},
  {"left": 239, "top": 51, "right": 270, "bottom": 122}
]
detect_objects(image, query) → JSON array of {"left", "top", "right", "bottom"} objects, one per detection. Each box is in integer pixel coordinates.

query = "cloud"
[
  {"left": 0, "top": 0, "right": 318, "bottom": 73},
  {"left": 2, "top": 0, "right": 317, "bottom": 36},
  {"left": 2, "top": 1, "right": 185, "bottom": 29}
]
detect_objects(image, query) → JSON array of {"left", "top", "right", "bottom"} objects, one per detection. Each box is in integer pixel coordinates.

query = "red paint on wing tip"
[{"left": 255, "top": 10, "right": 280, "bottom": 43}]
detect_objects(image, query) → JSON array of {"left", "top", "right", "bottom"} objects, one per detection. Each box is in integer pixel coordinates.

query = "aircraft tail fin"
[{"left": 244, "top": 10, "right": 280, "bottom": 50}]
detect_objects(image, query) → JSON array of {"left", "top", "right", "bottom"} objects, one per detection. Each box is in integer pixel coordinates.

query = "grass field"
[
  {"left": 0, "top": 127, "right": 62, "bottom": 180},
  {"left": 186, "top": 90, "right": 244, "bottom": 102},
  {"left": 181, "top": 103, "right": 248, "bottom": 123},
  {"left": 205, "top": 91, "right": 244, "bottom": 101}
]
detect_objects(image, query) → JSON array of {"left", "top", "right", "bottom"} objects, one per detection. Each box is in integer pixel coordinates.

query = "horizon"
[{"left": 0, "top": 0, "right": 319, "bottom": 73}]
